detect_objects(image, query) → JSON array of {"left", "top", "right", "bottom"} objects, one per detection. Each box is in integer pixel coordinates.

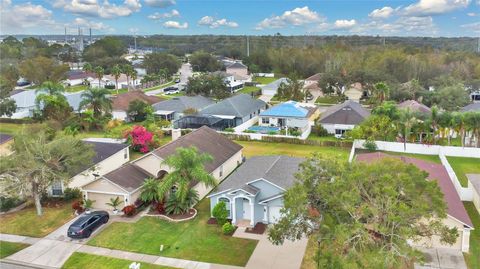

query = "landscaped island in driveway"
[{"left": 87, "top": 199, "right": 257, "bottom": 266}]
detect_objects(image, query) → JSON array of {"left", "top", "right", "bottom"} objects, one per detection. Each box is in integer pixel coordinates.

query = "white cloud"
[
  {"left": 334, "top": 19, "right": 357, "bottom": 29},
  {"left": 0, "top": 1, "right": 57, "bottom": 34},
  {"left": 467, "top": 12, "right": 477, "bottom": 16},
  {"left": 53, "top": 0, "right": 141, "bottom": 19},
  {"left": 402, "top": 0, "right": 471, "bottom": 16},
  {"left": 350, "top": 16, "right": 436, "bottom": 35},
  {"left": 369, "top": 6, "right": 395, "bottom": 19},
  {"left": 163, "top": 20, "right": 188, "bottom": 29},
  {"left": 255, "top": 6, "right": 323, "bottom": 30},
  {"left": 72, "top": 17, "right": 114, "bottom": 32},
  {"left": 198, "top": 16, "right": 239, "bottom": 28},
  {"left": 148, "top": 9, "right": 179, "bottom": 20},
  {"left": 144, "top": 0, "right": 175, "bottom": 8},
  {"left": 461, "top": 21, "right": 480, "bottom": 33}
]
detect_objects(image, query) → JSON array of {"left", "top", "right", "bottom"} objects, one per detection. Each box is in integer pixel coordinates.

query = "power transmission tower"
[{"left": 246, "top": 36, "right": 250, "bottom": 57}]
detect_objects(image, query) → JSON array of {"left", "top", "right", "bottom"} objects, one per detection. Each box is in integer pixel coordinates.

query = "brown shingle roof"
[
  {"left": 319, "top": 100, "right": 370, "bottom": 125},
  {"left": 152, "top": 126, "right": 243, "bottom": 173},
  {"left": 397, "top": 100, "right": 431, "bottom": 114},
  {"left": 111, "top": 91, "right": 164, "bottom": 111},
  {"left": 103, "top": 163, "right": 153, "bottom": 192},
  {"left": 305, "top": 73, "right": 322, "bottom": 82}
]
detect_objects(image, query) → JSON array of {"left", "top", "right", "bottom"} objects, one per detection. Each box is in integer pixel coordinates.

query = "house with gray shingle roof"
[
  {"left": 152, "top": 95, "right": 214, "bottom": 121},
  {"left": 319, "top": 100, "right": 370, "bottom": 138},
  {"left": 208, "top": 155, "right": 304, "bottom": 226},
  {"left": 261, "top": 78, "right": 289, "bottom": 96}
]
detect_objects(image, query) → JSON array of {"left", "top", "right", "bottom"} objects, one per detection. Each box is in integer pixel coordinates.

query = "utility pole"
[
  {"left": 383, "top": 37, "right": 386, "bottom": 47},
  {"left": 64, "top": 27, "right": 67, "bottom": 44},
  {"left": 246, "top": 35, "right": 250, "bottom": 57},
  {"left": 89, "top": 28, "right": 92, "bottom": 44},
  {"left": 477, "top": 37, "right": 480, "bottom": 54}
]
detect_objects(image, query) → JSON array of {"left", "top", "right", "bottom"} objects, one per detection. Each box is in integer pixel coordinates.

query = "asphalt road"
[{"left": 145, "top": 63, "right": 192, "bottom": 96}]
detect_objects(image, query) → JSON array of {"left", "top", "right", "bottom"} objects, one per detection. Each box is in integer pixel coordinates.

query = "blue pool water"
[{"left": 247, "top": 126, "right": 280, "bottom": 134}]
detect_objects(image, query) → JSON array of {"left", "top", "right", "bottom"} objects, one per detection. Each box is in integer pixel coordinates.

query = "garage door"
[
  {"left": 268, "top": 206, "right": 282, "bottom": 224},
  {"left": 87, "top": 193, "right": 125, "bottom": 210}
]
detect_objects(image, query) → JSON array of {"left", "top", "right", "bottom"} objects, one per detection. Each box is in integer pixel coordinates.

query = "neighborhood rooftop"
[
  {"left": 212, "top": 155, "right": 304, "bottom": 194},
  {"left": 102, "top": 163, "right": 152, "bottom": 192},
  {"left": 397, "top": 100, "right": 432, "bottom": 114},
  {"left": 319, "top": 100, "right": 370, "bottom": 125},
  {"left": 461, "top": 103, "right": 480, "bottom": 112},
  {"left": 152, "top": 126, "right": 243, "bottom": 173},
  {"left": 152, "top": 95, "right": 214, "bottom": 113},
  {"left": 200, "top": 94, "right": 266, "bottom": 118},
  {"left": 356, "top": 152, "right": 473, "bottom": 228},
  {"left": 111, "top": 91, "right": 164, "bottom": 111},
  {"left": 260, "top": 101, "right": 309, "bottom": 118}
]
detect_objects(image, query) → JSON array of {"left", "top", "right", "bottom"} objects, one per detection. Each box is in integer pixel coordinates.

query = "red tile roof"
[{"left": 356, "top": 152, "right": 473, "bottom": 228}]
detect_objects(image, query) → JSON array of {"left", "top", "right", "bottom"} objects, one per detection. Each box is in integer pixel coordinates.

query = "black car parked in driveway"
[{"left": 67, "top": 211, "right": 109, "bottom": 239}]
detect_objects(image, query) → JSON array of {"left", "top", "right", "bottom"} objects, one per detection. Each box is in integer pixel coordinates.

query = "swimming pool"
[{"left": 247, "top": 126, "right": 280, "bottom": 134}]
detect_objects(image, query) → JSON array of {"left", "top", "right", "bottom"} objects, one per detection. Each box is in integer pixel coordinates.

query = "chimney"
[{"left": 172, "top": 129, "right": 181, "bottom": 141}]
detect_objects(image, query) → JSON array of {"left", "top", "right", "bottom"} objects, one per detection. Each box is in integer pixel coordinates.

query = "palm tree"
[
  {"left": 35, "top": 81, "right": 69, "bottom": 120},
  {"left": 464, "top": 112, "right": 480, "bottom": 148},
  {"left": 36, "top": 81, "right": 65, "bottom": 96},
  {"left": 430, "top": 106, "right": 439, "bottom": 144},
  {"left": 94, "top": 66, "right": 104, "bottom": 88},
  {"left": 398, "top": 109, "right": 417, "bottom": 151},
  {"left": 130, "top": 69, "right": 138, "bottom": 89},
  {"left": 123, "top": 64, "right": 134, "bottom": 90},
  {"left": 452, "top": 112, "right": 466, "bottom": 147},
  {"left": 157, "top": 147, "right": 215, "bottom": 206},
  {"left": 373, "top": 82, "right": 390, "bottom": 104},
  {"left": 140, "top": 178, "right": 161, "bottom": 203},
  {"left": 79, "top": 87, "right": 112, "bottom": 118},
  {"left": 111, "top": 65, "right": 122, "bottom": 94},
  {"left": 438, "top": 111, "right": 452, "bottom": 145},
  {"left": 83, "top": 63, "right": 93, "bottom": 73}
]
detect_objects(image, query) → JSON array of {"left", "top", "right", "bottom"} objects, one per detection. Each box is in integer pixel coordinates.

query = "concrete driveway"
[
  {"left": 233, "top": 228, "right": 308, "bottom": 269},
  {"left": 414, "top": 247, "right": 467, "bottom": 269}
]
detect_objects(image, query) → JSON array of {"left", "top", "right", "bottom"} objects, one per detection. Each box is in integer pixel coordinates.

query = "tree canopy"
[
  {"left": 189, "top": 51, "right": 221, "bottom": 72},
  {"left": 143, "top": 52, "right": 181, "bottom": 76},
  {"left": 268, "top": 155, "right": 457, "bottom": 268},
  {"left": 186, "top": 73, "right": 230, "bottom": 99}
]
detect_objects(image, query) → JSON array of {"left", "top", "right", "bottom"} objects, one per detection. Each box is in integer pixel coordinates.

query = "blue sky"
[{"left": 1, "top": 0, "right": 479, "bottom": 36}]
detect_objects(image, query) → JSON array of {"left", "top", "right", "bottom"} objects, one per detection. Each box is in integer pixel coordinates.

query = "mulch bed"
[
  {"left": 245, "top": 223, "right": 267, "bottom": 234},
  {"left": 207, "top": 218, "right": 218, "bottom": 225},
  {"left": 166, "top": 209, "right": 196, "bottom": 220}
]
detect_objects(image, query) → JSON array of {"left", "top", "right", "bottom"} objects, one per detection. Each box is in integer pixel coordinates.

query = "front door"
[{"left": 242, "top": 198, "right": 250, "bottom": 220}]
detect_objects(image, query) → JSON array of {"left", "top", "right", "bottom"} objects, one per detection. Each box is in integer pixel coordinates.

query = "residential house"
[
  {"left": 49, "top": 140, "right": 130, "bottom": 196},
  {"left": 6, "top": 90, "right": 84, "bottom": 119},
  {"left": 259, "top": 101, "right": 318, "bottom": 136},
  {"left": 357, "top": 152, "right": 473, "bottom": 252},
  {"left": 64, "top": 70, "right": 95, "bottom": 86},
  {"left": 103, "top": 74, "right": 141, "bottom": 89},
  {"left": 0, "top": 133, "right": 13, "bottom": 156},
  {"left": 344, "top": 83, "right": 364, "bottom": 103},
  {"left": 175, "top": 94, "right": 267, "bottom": 129},
  {"left": 81, "top": 126, "right": 243, "bottom": 210},
  {"left": 213, "top": 71, "right": 245, "bottom": 93},
  {"left": 260, "top": 78, "right": 288, "bottom": 96},
  {"left": 319, "top": 100, "right": 370, "bottom": 138},
  {"left": 152, "top": 95, "right": 214, "bottom": 121},
  {"left": 304, "top": 73, "right": 322, "bottom": 87},
  {"left": 461, "top": 103, "right": 480, "bottom": 112},
  {"left": 226, "top": 62, "right": 248, "bottom": 79},
  {"left": 111, "top": 91, "right": 164, "bottom": 121},
  {"left": 397, "top": 100, "right": 432, "bottom": 114},
  {"left": 208, "top": 155, "right": 304, "bottom": 226},
  {"left": 468, "top": 174, "right": 480, "bottom": 214}
]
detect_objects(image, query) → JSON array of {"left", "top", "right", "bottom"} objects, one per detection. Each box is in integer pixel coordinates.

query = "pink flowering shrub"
[{"left": 124, "top": 125, "right": 155, "bottom": 153}]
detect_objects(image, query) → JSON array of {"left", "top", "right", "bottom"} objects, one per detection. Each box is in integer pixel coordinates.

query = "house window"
[
  {"left": 124, "top": 149, "right": 128, "bottom": 159},
  {"left": 219, "top": 197, "right": 231, "bottom": 217},
  {"left": 51, "top": 181, "right": 63, "bottom": 196},
  {"left": 335, "top": 129, "right": 346, "bottom": 136},
  {"left": 261, "top": 118, "right": 269, "bottom": 124}
]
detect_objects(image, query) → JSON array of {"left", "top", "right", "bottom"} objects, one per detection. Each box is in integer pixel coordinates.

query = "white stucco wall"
[
  {"left": 321, "top": 123, "right": 356, "bottom": 134},
  {"left": 133, "top": 154, "right": 164, "bottom": 176},
  {"left": 69, "top": 148, "right": 129, "bottom": 189},
  {"left": 112, "top": 111, "right": 127, "bottom": 121}
]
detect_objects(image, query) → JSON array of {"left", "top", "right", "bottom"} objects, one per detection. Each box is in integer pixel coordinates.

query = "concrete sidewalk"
[{"left": 0, "top": 234, "right": 40, "bottom": 245}]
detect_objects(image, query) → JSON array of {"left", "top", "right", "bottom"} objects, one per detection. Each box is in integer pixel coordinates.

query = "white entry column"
[{"left": 250, "top": 200, "right": 254, "bottom": 226}]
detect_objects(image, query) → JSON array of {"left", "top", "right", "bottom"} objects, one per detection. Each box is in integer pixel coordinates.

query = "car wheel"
[
  {"left": 84, "top": 230, "right": 92, "bottom": 238},
  {"left": 103, "top": 216, "right": 109, "bottom": 224}
]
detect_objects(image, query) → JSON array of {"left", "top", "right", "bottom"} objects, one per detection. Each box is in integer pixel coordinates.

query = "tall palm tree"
[
  {"left": 157, "top": 147, "right": 215, "bottom": 205},
  {"left": 130, "top": 69, "right": 138, "bottom": 89},
  {"left": 430, "top": 106, "right": 439, "bottom": 144},
  {"left": 438, "top": 111, "right": 452, "bottom": 145},
  {"left": 94, "top": 66, "right": 104, "bottom": 88},
  {"left": 398, "top": 109, "right": 417, "bottom": 151},
  {"left": 452, "top": 112, "right": 466, "bottom": 147},
  {"left": 464, "top": 112, "right": 480, "bottom": 148},
  {"left": 123, "top": 64, "right": 134, "bottom": 90},
  {"left": 79, "top": 87, "right": 112, "bottom": 118},
  {"left": 111, "top": 65, "right": 122, "bottom": 94},
  {"left": 35, "top": 81, "right": 69, "bottom": 120},
  {"left": 36, "top": 81, "right": 65, "bottom": 96}
]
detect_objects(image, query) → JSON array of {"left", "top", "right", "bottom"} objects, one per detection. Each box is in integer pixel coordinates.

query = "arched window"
[
  {"left": 219, "top": 197, "right": 231, "bottom": 217},
  {"left": 157, "top": 170, "right": 168, "bottom": 180}
]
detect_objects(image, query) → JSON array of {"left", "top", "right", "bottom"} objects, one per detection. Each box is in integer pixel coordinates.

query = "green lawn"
[
  {"left": 0, "top": 123, "right": 40, "bottom": 135},
  {"left": 87, "top": 199, "right": 257, "bottom": 266},
  {"left": 315, "top": 95, "right": 343, "bottom": 104},
  {"left": 307, "top": 133, "right": 352, "bottom": 143},
  {"left": 236, "top": 140, "right": 350, "bottom": 159},
  {"left": 65, "top": 85, "right": 88, "bottom": 92},
  {"left": 238, "top": 86, "right": 260, "bottom": 95},
  {"left": 62, "top": 252, "right": 177, "bottom": 269},
  {"left": 0, "top": 203, "right": 74, "bottom": 237},
  {"left": 0, "top": 241, "right": 30, "bottom": 258},
  {"left": 253, "top": 76, "right": 277, "bottom": 85},
  {"left": 158, "top": 92, "right": 185, "bottom": 99},
  {"left": 447, "top": 157, "right": 480, "bottom": 187},
  {"left": 464, "top": 202, "right": 480, "bottom": 269}
]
